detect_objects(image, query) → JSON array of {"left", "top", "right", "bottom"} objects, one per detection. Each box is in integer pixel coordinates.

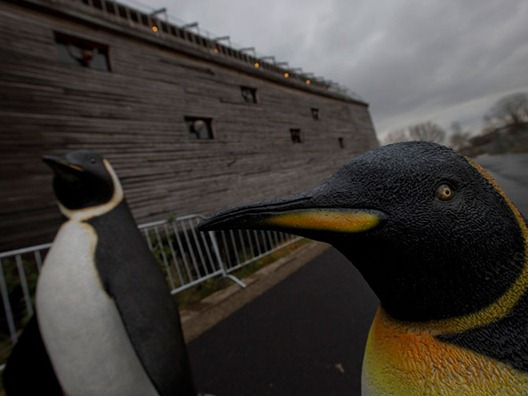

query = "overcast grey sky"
[{"left": 129, "top": 0, "right": 528, "bottom": 139}]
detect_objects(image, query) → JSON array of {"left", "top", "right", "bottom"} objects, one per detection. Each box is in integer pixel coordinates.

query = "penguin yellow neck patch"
[{"left": 260, "top": 209, "right": 383, "bottom": 233}]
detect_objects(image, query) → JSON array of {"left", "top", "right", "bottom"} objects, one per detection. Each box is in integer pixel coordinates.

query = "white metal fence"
[{"left": 0, "top": 214, "right": 300, "bottom": 370}]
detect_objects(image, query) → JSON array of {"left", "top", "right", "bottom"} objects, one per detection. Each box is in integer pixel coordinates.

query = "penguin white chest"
[{"left": 36, "top": 221, "right": 158, "bottom": 395}]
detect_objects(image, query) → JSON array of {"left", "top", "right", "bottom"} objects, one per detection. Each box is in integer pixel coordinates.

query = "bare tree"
[
  {"left": 382, "top": 128, "right": 408, "bottom": 145},
  {"left": 450, "top": 121, "right": 463, "bottom": 136},
  {"left": 449, "top": 121, "right": 470, "bottom": 151},
  {"left": 484, "top": 92, "right": 528, "bottom": 129},
  {"left": 407, "top": 121, "right": 446, "bottom": 144}
]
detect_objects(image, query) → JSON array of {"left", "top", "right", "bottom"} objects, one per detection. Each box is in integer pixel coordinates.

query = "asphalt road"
[
  {"left": 189, "top": 248, "right": 376, "bottom": 395},
  {"left": 475, "top": 153, "right": 528, "bottom": 215},
  {"left": 188, "top": 153, "right": 528, "bottom": 396}
]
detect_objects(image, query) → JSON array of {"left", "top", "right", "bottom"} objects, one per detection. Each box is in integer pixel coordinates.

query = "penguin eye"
[{"left": 435, "top": 184, "right": 454, "bottom": 201}]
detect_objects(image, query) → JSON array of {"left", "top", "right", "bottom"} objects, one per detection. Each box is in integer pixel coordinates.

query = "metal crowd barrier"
[{"left": 0, "top": 214, "right": 300, "bottom": 370}]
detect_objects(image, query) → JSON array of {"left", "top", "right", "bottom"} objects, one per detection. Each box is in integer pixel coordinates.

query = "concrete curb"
[{"left": 181, "top": 241, "right": 330, "bottom": 342}]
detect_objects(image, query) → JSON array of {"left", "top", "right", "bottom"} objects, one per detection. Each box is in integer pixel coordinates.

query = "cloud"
[{"left": 135, "top": 0, "right": 528, "bottom": 137}]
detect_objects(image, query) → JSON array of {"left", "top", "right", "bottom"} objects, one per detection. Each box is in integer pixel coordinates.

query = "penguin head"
[
  {"left": 43, "top": 150, "right": 123, "bottom": 216},
  {"left": 199, "top": 142, "right": 527, "bottom": 323}
]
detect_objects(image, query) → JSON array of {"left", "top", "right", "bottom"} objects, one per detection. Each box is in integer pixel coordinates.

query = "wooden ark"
[{"left": 0, "top": 0, "right": 379, "bottom": 251}]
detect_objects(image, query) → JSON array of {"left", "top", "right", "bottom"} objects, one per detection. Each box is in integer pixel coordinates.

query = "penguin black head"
[
  {"left": 199, "top": 142, "right": 527, "bottom": 323},
  {"left": 43, "top": 150, "right": 122, "bottom": 213}
]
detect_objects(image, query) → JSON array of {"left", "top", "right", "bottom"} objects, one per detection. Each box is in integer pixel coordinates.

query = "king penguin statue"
[
  {"left": 199, "top": 141, "right": 528, "bottom": 395},
  {"left": 3, "top": 149, "right": 196, "bottom": 395}
]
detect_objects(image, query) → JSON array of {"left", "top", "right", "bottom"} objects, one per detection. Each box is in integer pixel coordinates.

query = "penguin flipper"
[
  {"left": 3, "top": 315, "right": 62, "bottom": 395},
  {"left": 89, "top": 202, "right": 196, "bottom": 396}
]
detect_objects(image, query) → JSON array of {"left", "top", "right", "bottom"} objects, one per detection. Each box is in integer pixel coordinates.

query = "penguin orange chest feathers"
[{"left": 199, "top": 141, "right": 528, "bottom": 395}]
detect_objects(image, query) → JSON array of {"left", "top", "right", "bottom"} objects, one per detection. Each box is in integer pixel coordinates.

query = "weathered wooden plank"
[{"left": 0, "top": 0, "right": 378, "bottom": 250}]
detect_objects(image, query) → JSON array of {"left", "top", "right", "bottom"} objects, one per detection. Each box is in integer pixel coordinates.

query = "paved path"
[
  {"left": 475, "top": 153, "right": 528, "bottom": 215},
  {"left": 188, "top": 248, "right": 377, "bottom": 395},
  {"left": 188, "top": 153, "right": 528, "bottom": 396}
]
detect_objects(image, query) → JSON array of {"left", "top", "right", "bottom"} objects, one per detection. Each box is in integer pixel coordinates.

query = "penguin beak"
[
  {"left": 43, "top": 155, "right": 84, "bottom": 175},
  {"left": 198, "top": 187, "right": 387, "bottom": 239}
]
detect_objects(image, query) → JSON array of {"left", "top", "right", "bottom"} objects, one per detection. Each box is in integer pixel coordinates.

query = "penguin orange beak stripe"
[
  {"left": 199, "top": 185, "right": 387, "bottom": 235},
  {"left": 199, "top": 206, "right": 386, "bottom": 235},
  {"left": 260, "top": 210, "right": 383, "bottom": 233}
]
